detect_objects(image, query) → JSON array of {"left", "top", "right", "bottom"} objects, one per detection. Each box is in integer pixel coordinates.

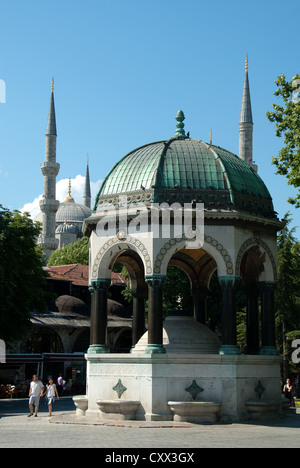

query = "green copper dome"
[{"left": 95, "top": 114, "right": 275, "bottom": 219}]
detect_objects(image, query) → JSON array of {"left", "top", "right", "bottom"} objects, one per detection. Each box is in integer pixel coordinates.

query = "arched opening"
[
  {"left": 112, "top": 329, "right": 132, "bottom": 353},
  {"left": 168, "top": 247, "right": 218, "bottom": 327},
  {"left": 240, "top": 245, "right": 265, "bottom": 291},
  {"left": 89, "top": 245, "right": 147, "bottom": 353},
  {"left": 112, "top": 250, "right": 146, "bottom": 349},
  {"left": 25, "top": 327, "right": 63, "bottom": 354},
  {"left": 163, "top": 243, "right": 244, "bottom": 355}
]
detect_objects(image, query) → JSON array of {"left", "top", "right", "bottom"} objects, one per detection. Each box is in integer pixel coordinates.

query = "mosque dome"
[
  {"left": 56, "top": 178, "right": 92, "bottom": 227},
  {"left": 94, "top": 111, "right": 275, "bottom": 219},
  {"left": 35, "top": 178, "right": 92, "bottom": 238},
  {"left": 56, "top": 202, "right": 92, "bottom": 226},
  {"left": 35, "top": 201, "right": 92, "bottom": 225},
  {"left": 55, "top": 222, "right": 77, "bottom": 234}
]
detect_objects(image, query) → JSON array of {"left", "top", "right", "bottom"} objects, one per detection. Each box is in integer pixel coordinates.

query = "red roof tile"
[{"left": 45, "top": 264, "right": 126, "bottom": 287}]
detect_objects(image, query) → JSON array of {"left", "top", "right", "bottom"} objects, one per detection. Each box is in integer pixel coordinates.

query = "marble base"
[
  {"left": 72, "top": 396, "right": 88, "bottom": 416},
  {"left": 85, "top": 353, "right": 281, "bottom": 423}
]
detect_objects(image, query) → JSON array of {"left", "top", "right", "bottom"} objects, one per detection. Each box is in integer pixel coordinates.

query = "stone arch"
[
  {"left": 235, "top": 237, "right": 277, "bottom": 281},
  {"left": 153, "top": 234, "right": 234, "bottom": 277},
  {"left": 25, "top": 327, "right": 64, "bottom": 354},
  {"left": 91, "top": 235, "right": 152, "bottom": 280},
  {"left": 168, "top": 256, "right": 198, "bottom": 289}
]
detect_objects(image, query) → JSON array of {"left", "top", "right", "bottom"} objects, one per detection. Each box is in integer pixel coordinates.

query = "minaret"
[
  {"left": 83, "top": 154, "right": 91, "bottom": 208},
  {"left": 239, "top": 57, "right": 258, "bottom": 172},
  {"left": 38, "top": 79, "right": 60, "bottom": 259}
]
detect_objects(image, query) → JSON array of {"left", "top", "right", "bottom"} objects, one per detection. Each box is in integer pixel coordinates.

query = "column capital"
[
  {"left": 218, "top": 276, "right": 240, "bottom": 288},
  {"left": 90, "top": 278, "right": 111, "bottom": 291},
  {"left": 145, "top": 275, "right": 166, "bottom": 288}
]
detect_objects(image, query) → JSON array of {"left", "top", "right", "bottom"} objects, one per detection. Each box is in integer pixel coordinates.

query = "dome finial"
[
  {"left": 175, "top": 110, "right": 186, "bottom": 136},
  {"left": 245, "top": 55, "right": 248, "bottom": 71},
  {"left": 64, "top": 178, "right": 75, "bottom": 203}
]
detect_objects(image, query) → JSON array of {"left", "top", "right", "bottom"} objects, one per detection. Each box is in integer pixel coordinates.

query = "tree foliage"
[
  {"left": 0, "top": 206, "right": 49, "bottom": 343},
  {"left": 162, "top": 266, "right": 193, "bottom": 317},
  {"left": 276, "top": 213, "right": 300, "bottom": 331},
  {"left": 267, "top": 73, "right": 300, "bottom": 207},
  {"left": 48, "top": 237, "right": 89, "bottom": 266},
  {"left": 120, "top": 265, "right": 194, "bottom": 318},
  {"left": 275, "top": 213, "right": 300, "bottom": 380}
]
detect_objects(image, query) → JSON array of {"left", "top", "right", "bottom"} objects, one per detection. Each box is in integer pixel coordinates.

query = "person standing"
[
  {"left": 28, "top": 375, "right": 44, "bottom": 417},
  {"left": 44, "top": 378, "right": 59, "bottom": 417},
  {"left": 283, "top": 378, "right": 295, "bottom": 408},
  {"left": 57, "top": 374, "right": 64, "bottom": 396}
]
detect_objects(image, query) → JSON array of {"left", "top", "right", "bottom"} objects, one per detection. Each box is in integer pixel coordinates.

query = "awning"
[{"left": 3, "top": 353, "right": 85, "bottom": 364}]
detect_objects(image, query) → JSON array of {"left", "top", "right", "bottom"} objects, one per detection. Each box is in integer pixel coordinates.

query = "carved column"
[
  {"left": 245, "top": 285, "right": 260, "bottom": 355},
  {"left": 192, "top": 287, "right": 208, "bottom": 325},
  {"left": 88, "top": 279, "right": 111, "bottom": 354},
  {"left": 259, "top": 281, "right": 279, "bottom": 355},
  {"left": 131, "top": 286, "right": 146, "bottom": 348},
  {"left": 218, "top": 276, "right": 240, "bottom": 355},
  {"left": 145, "top": 275, "right": 166, "bottom": 354}
]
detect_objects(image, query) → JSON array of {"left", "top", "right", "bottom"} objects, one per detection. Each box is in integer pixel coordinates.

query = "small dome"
[
  {"left": 55, "top": 223, "right": 77, "bottom": 234},
  {"left": 55, "top": 295, "right": 89, "bottom": 317},
  {"left": 132, "top": 315, "right": 221, "bottom": 354},
  {"left": 34, "top": 202, "right": 92, "bottom": 231},
  {"left": 56, "top": 202, "right": 92, "bottom": 224},
  {"left": 107, "top": 299, "right": 132, "bottom": 318}
]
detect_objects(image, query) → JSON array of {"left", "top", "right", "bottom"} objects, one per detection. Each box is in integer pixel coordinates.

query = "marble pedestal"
[
  {"left": 72, "top": 396, "right": 88, "bottom": 416},
  {"left": 84, "top": 353, "right": 281, "bottom": 422}
]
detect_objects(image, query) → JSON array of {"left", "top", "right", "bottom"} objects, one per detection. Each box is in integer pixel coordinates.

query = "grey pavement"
[{"left": 0, "top": 397, "right": 300, "bottom": 449}]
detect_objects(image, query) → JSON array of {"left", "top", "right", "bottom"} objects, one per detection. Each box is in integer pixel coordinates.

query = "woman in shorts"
[{"left": 44, "top": 378, "right": 60, "bottom": 416}]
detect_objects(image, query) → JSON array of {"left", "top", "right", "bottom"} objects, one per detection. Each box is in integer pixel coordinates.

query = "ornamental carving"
[
  {"left": 235, "top": 237, "right": 277, "bottom": 281},
  {"left": 92, "top": 235, "right": 152, "bottom": 278},
  {"left": 153, "top": 234, "right": 234, "bottom": 276}
]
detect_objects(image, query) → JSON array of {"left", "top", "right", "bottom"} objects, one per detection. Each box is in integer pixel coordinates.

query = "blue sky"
[{"left": 0, "top": 0, "right": 299, "bottom": 238}]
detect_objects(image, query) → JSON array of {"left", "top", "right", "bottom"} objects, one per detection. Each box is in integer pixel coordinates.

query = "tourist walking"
[
  {"left": 44, "top": 378, "right": 59, "bottom": 417},
  {"left": 28, "top": 375, "right": 44, "bottom": 417}
]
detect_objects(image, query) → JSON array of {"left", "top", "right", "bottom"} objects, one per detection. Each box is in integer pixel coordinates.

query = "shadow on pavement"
[
  {"left": 241, "top": 411, "right": 300, "bottom": 429},
  {"left": 1, "top": 397, "right": 300, "bottom": 430},
  {"left": 0, "top": 396, "right": 75, "bottom": 417}
]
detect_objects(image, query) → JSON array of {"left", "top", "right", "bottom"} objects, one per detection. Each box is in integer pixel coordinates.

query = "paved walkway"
[{"left": 0, "top": 397, "right": 300, "bottom": 448}]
